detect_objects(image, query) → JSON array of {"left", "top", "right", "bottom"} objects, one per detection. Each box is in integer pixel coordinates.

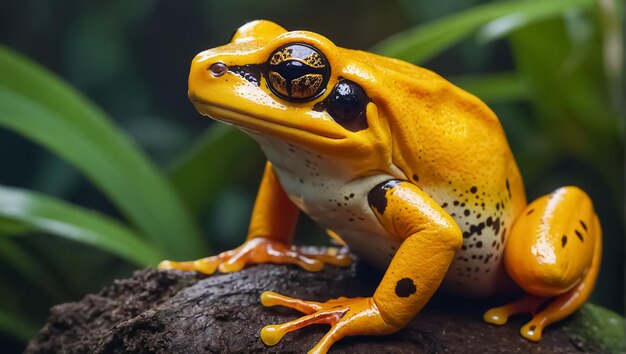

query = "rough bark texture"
[{"left": 26, "top": 250, "right": 622, "bottom": 353}]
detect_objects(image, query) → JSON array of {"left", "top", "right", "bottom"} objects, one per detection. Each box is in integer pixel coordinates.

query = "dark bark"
[{"left": 26, "top": 249, "right": 622, "bottom": 353}]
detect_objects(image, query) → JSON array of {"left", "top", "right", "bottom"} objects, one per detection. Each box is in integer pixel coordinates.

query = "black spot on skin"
[
  {"left": 228, "top": 64, "right": 262, "bottom": 85},
  {"left": 501, "top": 228, "right": 507, "bottom": 243},
  {"left": 526, "top": 209, "right": 535, "bottom": 215},
  {"left": 442, "top": 202, "right": 448, "bottom": 208},
  {"left": 492, "top": 217, "right": 501, "bottom": 235},
  {"left": 453, "top": 201, "right": 459, "bottom": 206},
  {"left": 464, "top": 209, "right": 470, "bottom": 216},
  {"left": 575, "top": 230, "right": 584, "bottom": 242},
  {"left": 412, "top": 174, "right": 419, "bottom": 182},
  {"left": 580, "top": 220, "right": 588, "bottom": 231},
  {"left": 470, "top": 186, "right": 477, "bottom": 194},
  {"left": 476, "top": 241, "right": 483, "bottom": 248},
  {"left": 395, "top": 278, "right": 417, "bottom": 297},
  {"left": 349, "top": 193, "right": 355, "bottom": 198},
  {"left": 486, "top": 217, "right": 493, "bottom": 226},
  {"left": 506, "top": 179, "right": 511, "bottom": 198},
  {"left": 467, "top": 222, "right": 485, "bottom": 237},
  {"left": 368, "top": 180, "right": 402, "bottom": 215},
  {"left": 496, "top": 203, "right": 500, "bottom": 211},
  {"left": 562, "top": 235, "right": 567, "bottom": 247}
]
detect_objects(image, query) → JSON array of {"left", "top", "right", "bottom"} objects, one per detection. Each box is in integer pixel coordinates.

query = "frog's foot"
[
  {"left": 483, "top": 295, "right": 552, "bottom": 342},
  {"left": 260, "top": 291, "right": 399, "bottom": 354},
  {"left": 158, "top": 237, "right": 351, "bottom": 275},
  {"left": 483, "top": 294, "right": 548, "bottom": 326}
]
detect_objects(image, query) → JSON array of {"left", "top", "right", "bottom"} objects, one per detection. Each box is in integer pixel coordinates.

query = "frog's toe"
[
  {"left": 158, "top": 257, "right": 220, "bottom": 275},
  {"left": 261, "top": 291, "right": 324, "bottom": 313},
  {"left": 483, "top": 307, "right": 509, "bottom": 325},
  {"left": 520, "top": 321, "right": 543, "bottom": 342}
]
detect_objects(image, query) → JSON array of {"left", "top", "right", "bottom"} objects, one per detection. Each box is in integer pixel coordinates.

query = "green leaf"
[
  {"left": 567, "top": 303, "right": 625, "bottom": 353},
  {"left": 0, "top": 237, "right": 64, "bottom": 299},
  {"left": 0, "top": 216, "right": 31, "bottom": 236},
  {"left": 0, "top": 185, "right": 163, "bottom": 266},
  {"left": 168, "top": 124, "right": 263, "bottom": 215},
  {"left": 507, "top": 11, "right": 623, "bottom": 203},
  {"left": 372, "top": 0, "right": 594, "bottom": 63},
  {"left": 0, "top": 309, "right": 37, "bottom": 341},
  {"left": 0, "top": 46, "right": 205, "bottom": 259},
  {"left": 450, "top": 72, "right": 528, "bottom": 103}
]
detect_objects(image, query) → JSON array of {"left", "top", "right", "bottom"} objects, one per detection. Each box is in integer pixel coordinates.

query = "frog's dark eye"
[
  {"left": 326, "top": 80, "right": 367, "bottom": 123},
  {"left": 266, "top": 43, "right": 330, "bottom": 102}
]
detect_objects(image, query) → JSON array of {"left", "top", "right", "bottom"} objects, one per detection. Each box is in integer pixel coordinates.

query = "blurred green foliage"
[{"left": 0, "top": 0, "right": 623, "bottom": 352}]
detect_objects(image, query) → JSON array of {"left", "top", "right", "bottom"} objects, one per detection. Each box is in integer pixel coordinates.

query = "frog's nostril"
[{"left": 208, "top": 62, "right": 228, "bottom": 77}]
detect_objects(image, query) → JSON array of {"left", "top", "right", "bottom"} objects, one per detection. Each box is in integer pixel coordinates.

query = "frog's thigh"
[
  {"left": 505, "top": 186, "right": 599, "bottom": 296},
  {"left": 502, "top": 186, "right": 602, "bottom": 339},
  {"left": 369, "top": 180, "right": 463, "bottom": 326}
]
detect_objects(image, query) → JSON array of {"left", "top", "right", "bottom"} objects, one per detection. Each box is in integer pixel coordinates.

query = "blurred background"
[{"left": 0, "top": 0, "right": 623, "bottom": 352}]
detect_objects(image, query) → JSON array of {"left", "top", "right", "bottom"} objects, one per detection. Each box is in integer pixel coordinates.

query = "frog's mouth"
[{"left": 192, "top": 101, "right": 346, "bottom": 141}]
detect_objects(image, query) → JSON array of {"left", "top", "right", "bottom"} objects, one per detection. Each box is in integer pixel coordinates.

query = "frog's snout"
[{"left": 188, "top": 54, "right": 225, "bottom": 102}]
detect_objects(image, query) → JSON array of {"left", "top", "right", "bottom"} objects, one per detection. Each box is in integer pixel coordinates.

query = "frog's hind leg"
[{"left": 484, "top": 186, "right": 602, "bottom": 341}]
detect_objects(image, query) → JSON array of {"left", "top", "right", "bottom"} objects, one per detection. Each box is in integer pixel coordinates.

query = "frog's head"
[{"left": 188, "top": 20, "right": 393, "bottom": 162}]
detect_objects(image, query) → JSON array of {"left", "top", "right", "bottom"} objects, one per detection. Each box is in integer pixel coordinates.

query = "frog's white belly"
[
  {"left": 249, "top": 133, "right": 402, "bottom": 270},
  {"left": 247, "top": 132, "right": 509, "bottom": 298}
]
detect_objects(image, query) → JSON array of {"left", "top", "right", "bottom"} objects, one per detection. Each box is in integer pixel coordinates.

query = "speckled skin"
[{"left": 162, "top": 20, "right": 602, "bottom": 354}]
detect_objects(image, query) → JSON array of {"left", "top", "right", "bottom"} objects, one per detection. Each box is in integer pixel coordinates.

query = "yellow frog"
[{"left": 160, "top": 20, "right": 602, "bottom": 353}]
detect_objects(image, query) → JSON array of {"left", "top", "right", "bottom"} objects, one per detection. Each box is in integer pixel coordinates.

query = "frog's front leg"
[
  {"left": 484, "top": 186, "right": 602, "bottom": 341},
  {"left": 260, "top": 180, "right": 463, "bottom": 354},
  {"left": 159, "top": 162, "right": 350, "bottom": 275}
]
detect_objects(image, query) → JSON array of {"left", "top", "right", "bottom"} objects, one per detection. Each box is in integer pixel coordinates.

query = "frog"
[{"left": 159, "top": 20, "right": 602, "bottom": 354}]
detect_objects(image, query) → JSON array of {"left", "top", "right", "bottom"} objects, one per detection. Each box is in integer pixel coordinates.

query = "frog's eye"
[
  {"left": 326, "top": 80, "right": 367, "bottom": 123},
  {"left": 266, "top": 43, "right": 330, "bottom": 102}
]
